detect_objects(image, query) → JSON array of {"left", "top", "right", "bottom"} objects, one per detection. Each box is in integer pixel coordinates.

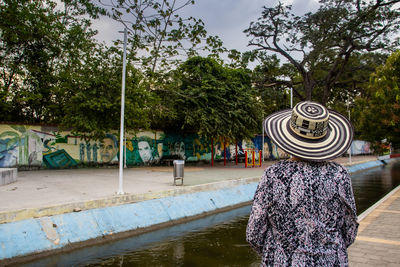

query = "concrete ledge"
[
  {"left": 0, "top": 176, "right": 260, "bottom": 225},
  {"left": 0, "top": 182, "right": 258, "bottom": 262},
  {"left": 0, "top": 168, "right": 17, "bottom": 186},
  {"left": 346, "top": 160, "right": 385, "bottom": 173}
]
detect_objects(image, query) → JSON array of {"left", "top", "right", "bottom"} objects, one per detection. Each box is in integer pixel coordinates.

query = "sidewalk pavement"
[
  {"left": 348, "top": 184, "right": 400, "bottom": 266},
  {"left": 0, "top": 155, "right": 377, "bottom": 224}
]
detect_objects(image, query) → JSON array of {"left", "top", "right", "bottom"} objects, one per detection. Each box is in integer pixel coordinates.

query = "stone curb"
[{"left": 0, "top": 177, "right": 260, "bottom": 225}]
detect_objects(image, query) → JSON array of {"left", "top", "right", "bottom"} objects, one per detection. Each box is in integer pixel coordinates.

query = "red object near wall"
[
  {"left": 211, "top": 138, "right": 214, "bottom": 166},
  {"left": 224, "top": 138, "right": 226, "bottom": 166},
  {"left": 235, "top": 141, "right": 238, "bottom": 165}
]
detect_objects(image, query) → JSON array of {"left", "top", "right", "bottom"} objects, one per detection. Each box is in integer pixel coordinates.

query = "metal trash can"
[{"left": 173, "top": 160, "right": 184, "bottom": 186}]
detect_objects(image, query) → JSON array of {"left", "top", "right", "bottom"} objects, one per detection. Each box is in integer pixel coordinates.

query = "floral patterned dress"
[{"left": 246, "top": 160, "right": 358, "bottom": 267}]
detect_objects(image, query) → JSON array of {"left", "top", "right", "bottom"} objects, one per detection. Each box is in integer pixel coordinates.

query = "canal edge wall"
[
  {"left": 0, "top": 158, "right": 397, "bottom": 264},
  {"left": 0, "top": 180, "right": 259, "bottom": 264}
]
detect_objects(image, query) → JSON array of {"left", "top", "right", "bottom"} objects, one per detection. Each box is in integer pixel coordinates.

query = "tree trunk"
[
  {"left": 321, "top": 84, "right": 331, "bottom": 105},
  {"left": 303, "top": 73, "right": 314, "bottom": 101}
]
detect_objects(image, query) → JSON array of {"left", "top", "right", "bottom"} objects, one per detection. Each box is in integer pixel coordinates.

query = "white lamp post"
[
  {"left": 290, "top": 87, "right": 293, "bottom": 108},
  {"left": 347, "top": 95, "right": 352, "bottom": 164},
  {"left": 118, "top": 28, "right": 128, "bottom": 195}
]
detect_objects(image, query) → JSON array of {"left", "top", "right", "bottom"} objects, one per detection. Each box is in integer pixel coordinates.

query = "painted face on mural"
[
  {"left": 138, "top": 141, "right": 152, "bottom": 163},
  {"left": 173, "top": 141, "right": 185, "bottom": 159},
  {"left": 100, "top": 138, "right": 118, "bottom": 163},
  {"left": 229, "top": 145, "right": 236, "bottom": 158}
]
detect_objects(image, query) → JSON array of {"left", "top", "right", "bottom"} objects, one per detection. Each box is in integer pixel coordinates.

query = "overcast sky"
[{"left": 92, "top": 0, "right": 319, "bottom": 54}]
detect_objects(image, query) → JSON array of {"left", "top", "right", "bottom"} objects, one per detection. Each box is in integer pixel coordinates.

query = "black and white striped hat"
[{"left": 264, "top": 101, "right": 353, "bottom": 161}]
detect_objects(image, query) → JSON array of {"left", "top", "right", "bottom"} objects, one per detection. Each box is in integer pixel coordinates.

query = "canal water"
[{"left": 22, "top": 161, "right": 400, "bottom": 267}]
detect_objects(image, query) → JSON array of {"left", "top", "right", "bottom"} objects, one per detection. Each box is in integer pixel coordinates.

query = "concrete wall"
[
  {"left": 0, "top": 182, "right": 257, "bottom": 262},
  {"left": 0, "top": 168, "right": 17, "bottom": 186},
  {"left": 0, "top": 124, "right": 287, "bottom": 169}
]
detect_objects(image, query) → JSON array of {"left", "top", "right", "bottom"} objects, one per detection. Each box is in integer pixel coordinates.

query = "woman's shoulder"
[
  {"left": 263, "top": 160, "right": 300, "bottom": 177},
  {"left": 324, "top": 161, "right": 349, "bottom": 172},
  {"left": 265, "top": 159, "right": 348, "bottom": 174}
]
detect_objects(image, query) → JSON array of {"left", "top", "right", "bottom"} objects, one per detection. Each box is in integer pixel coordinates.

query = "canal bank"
[{"left": 0, "top": 156, "right": 393, "bottom": 264}]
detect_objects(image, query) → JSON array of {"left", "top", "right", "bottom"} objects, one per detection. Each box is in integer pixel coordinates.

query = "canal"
[{"left": 22, "top": 161, "right": 400, "bottom": 267}]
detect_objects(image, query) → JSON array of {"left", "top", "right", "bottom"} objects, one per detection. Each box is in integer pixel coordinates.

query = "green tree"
[
  {"left": 245, "top": 0, "right": 400, "bottom": 104},
  {"left": 58, "top": 45, "right": 154, "bottom": 139},
  {"left": 0, "top": 0, "right": 104, "bottom": 123},
  {"left": 355, "top": 50, "right": 400, "bottom": 150},
  {"left": 326, "top": 52, "right": 387, "bottom": 115},
  {"left": 0, "top": 0, "right": 64, "bottom": 122},
  {"left": 154, "top": 56, "right": 263, "bottom": 140},
  {"left": 249, "top": 52, "right": 297, "bottom": 114}
]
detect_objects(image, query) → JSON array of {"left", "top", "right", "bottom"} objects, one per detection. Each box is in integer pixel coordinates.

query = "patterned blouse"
[{"left": 246, "top": 160, "right": 358, "bottom": 267}]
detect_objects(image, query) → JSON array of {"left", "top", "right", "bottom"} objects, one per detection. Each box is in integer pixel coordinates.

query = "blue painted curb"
[
  {"left": 0, "top": 183, "right": 258, "bottom": 261},
  {"left": 0, "top": 159, "right": 394, "bottom": 261},
  {"left": 346, "top": 159, "right": 391, "bottom": 174}
]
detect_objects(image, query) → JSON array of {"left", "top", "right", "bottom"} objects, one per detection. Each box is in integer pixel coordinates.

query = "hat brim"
[{"left": 264, "top": 109, "right": 354, "bottom": 161}]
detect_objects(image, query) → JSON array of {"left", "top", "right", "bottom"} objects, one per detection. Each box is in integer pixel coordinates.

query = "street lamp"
[
  {"left": 290, "top": 87, "right": 293, "bottom": 108},
  {"left": 347, "top": 94, "right": 352, "bottom": 164},
  {"left": 118, "top": 27, "right": 128, "bottom": 195}
]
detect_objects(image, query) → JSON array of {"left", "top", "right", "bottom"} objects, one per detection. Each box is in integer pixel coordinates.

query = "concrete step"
[{"left": 1, "top": 168, "right": 17, "bottom": 186}]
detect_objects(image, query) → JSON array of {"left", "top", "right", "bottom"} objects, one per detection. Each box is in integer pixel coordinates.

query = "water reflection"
[
  {"left": 22, "top": 161, "right": 400, "bottom": 267},
  {"left": 351, "top": 161, "right": 400, "bottom": 214}
]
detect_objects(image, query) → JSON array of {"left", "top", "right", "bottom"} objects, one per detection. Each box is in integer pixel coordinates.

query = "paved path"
[{"left": 348, "top": 185, "right": 400, "bottom": 267}]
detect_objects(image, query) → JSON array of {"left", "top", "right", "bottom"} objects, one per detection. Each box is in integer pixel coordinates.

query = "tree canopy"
[
  {"left": 2, "top": 0, "right": 400, "bottom": 146},
  {"left": 354, "top": 50, "right": 400, "bottom": 150},
  {"left": 245, "top": 0, "right": 400, "bottom": 104},
  {"left": 0, "top": 0, "right": 154, "bottom": 138},
  {"left": 153, "top": 56, "right": 263, "bottom": 140}
]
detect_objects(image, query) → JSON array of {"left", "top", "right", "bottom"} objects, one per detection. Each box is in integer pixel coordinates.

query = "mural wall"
[
  {"left": 0, "top": 124, "right": 290, "bottom": 169},
  {"left": 350, "top": 140, "right": 373, "bottom": 155},
  {"left": 0, "top": 124, "right": 374, "bottom": 169}
]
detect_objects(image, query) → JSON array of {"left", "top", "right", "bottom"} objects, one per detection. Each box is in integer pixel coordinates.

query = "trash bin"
[{"left": 173, "top": 160, "right": 184, "bottom": 186}]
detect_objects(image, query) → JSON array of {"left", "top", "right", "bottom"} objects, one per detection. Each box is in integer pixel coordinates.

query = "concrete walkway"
[
  {"left": 349, "top": 185, "right": 400, "bottom": 267},
  {"left": 0, "top": 155, "right": 376, "bottom": 224}
]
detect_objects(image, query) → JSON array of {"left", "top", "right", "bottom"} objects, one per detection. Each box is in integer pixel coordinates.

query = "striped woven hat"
[{"left": 264, "top": 101, "right": 353, "bottom": 161}]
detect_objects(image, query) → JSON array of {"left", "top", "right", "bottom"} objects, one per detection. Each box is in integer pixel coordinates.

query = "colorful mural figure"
[
  {"left": 0, "top": 126, "right": 44, "bottom": 167},
  {"left": 41, "top": 135, "right": 77, "bottom": 169},
  {"left": 172, "top": 141, "right": 186, "bottom": 160},
  {"left": 100, "top": 134, "right": 118, "bottom": 163},
  {"left": 86, "top": 143, "right": 92, "bottom": 162},
  {"left": 138, "top": 140, "right": 153, "bottom": 162},
  {"left": 125, "top": 136, "right": 160, "bottom": 165},
  {"left": 79, "top": 143, "right": 85, "bottom": 162},
  {"left": 43, "top": 149, "right": 78, "bottom": 169},
  {"left": 92, "top": 144, "right": 98, "bottom": 162},
  {"left": 0, "top": 133, "right": 18, "bottom": 167},
  {"left": 351, "top": 140, "right": 372, "bottom": 155}
]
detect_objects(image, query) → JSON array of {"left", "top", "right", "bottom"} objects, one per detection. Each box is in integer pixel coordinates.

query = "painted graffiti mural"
[
  {"left": 1, "top": 123, "right": 342, "bottom": 169},
  {"left": 0, "top": 125, "right": 43, "bottom": 168},
  {"left": 350, "top": 140, "right": 372, "bottom": 155}
]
